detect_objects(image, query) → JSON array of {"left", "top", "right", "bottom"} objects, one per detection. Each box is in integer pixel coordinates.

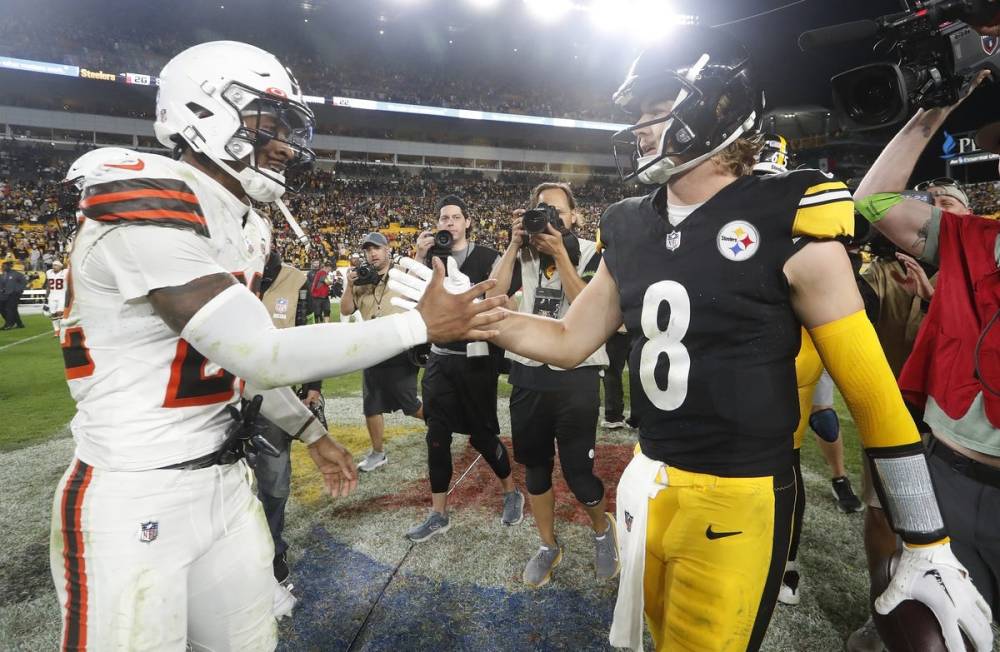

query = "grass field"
[{"left": 0, "top": 306, "right": 913, "bottom": 651}]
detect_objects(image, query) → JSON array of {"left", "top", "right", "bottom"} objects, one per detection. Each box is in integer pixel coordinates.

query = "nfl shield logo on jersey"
[
  {"left": 139, "top": 520, "right": 158, "bottom": 543},
  {"left": 276, "top": 298, "right": 289, "bottom": 314},
  {"left": 717, "top": 220, "right": 760, "bottom": 262},
  {"left": 665, "top": 230, "right": 681, "bottom": 252}
]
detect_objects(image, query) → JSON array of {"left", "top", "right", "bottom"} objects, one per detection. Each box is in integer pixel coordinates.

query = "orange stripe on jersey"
[
  {"left": 90, "top": 209, "right": 207, "bottom": 227},
  {"left": 60, "top": 460, "right": 93, "bottom": 651},
  {"left": 79, "top": 188, "right": 199, "bottom": 209}
]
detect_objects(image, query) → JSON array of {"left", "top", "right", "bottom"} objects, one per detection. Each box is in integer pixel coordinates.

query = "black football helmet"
[
  {"left": 753, "top": 133, "right": 790, "bottom": 176},
  {"left": 612, "top": 27, "right": 764, "bottom": 185}
]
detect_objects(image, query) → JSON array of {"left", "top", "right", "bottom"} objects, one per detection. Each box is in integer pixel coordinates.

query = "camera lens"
[
  {"left": 434, "top": 230, "right": 453, "bottom": 248},
  {"left": 832, "top": 63, "right": 907, "bottom": 129},
  {"left": 522, "top": 208, "right": 547, "bottom": 234}
]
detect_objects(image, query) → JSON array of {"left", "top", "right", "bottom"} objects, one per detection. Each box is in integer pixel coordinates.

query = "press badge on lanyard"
[{"left": 532, "top": 286, "right": 563, "bottom": 319}]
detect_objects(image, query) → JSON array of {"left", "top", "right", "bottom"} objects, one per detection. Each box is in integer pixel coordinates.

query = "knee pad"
[
  {"left": 809, "top": 408, "right": 840, "bottom": 443},
  {"left": 524, "top": 461, "right": 554, "bottom": 496},
  {"left": 425, "top": 425, "right": 452, "bottom": 450},
  {"left": 564, "top": 467, "right": 604, "bottom": 507}
]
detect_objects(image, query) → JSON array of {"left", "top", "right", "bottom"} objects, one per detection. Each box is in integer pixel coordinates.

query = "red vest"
[{"left": 899, "top": 212, "right": 1000, "bottom": 428}]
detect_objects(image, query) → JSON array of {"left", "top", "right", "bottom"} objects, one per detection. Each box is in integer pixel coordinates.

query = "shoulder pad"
[
  {"left": 76, "top": 153, "right": 209, "bottom": 237},
  {"left": 787, "top": 169, "right": 854, "bottom": 240}
]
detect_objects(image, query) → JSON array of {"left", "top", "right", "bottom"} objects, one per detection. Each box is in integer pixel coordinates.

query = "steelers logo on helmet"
[
  {"left": 717, "top": 220, "right": 760, "bottom": 261},
  {"left": 610, "top": 26, "right": 765, "bottom": 186},
  {"left": 753, "top": 133, "right": 790, "bottom": 176}
]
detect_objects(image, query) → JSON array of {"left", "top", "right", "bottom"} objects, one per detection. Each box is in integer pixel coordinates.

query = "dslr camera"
[
  {"left": 800, "top": 0, "right": 1000, "bottom": 129},
  {"left": 353, "top": 258, "right": 381, "bottom": 287},
  {"left": 522, "top": 202, "right": 563, "bottom": 235},
  {"left": 424, "top": 229, "right": 453, "bottom": 268}
]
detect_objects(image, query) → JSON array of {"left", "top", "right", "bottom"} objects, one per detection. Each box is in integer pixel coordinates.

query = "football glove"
[
  {"left": 388, "top": 256, "right": 472, "bottom": 311},
  {"left": 874, "top": 542, "right": 993, "bottom": 652}
]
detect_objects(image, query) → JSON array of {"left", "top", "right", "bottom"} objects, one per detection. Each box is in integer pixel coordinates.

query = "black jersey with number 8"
[{"left": 599, "top": 169, "right": 853, "bottom": 477}]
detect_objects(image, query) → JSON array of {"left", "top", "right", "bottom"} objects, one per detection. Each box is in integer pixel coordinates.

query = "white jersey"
[
  {"left": 65, "top": 149, "right": 271, "bottom": 470},
  {"left": 46, "top": 267, "right": 68, "bottom": 312}
]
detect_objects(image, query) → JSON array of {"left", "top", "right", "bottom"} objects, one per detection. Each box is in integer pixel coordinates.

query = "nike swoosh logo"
[
  {"left": 706, "top": 525, "right": 743, "bottom": 540},
  {"left": 105, "top": 160, "right": 145, "bottom": 171}
]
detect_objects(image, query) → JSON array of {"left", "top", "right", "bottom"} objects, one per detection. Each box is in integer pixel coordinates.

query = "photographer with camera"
[
  {"left": 853, "top": 68, "right": 1000, "bottom": 639},
  {"left": 341, "top": 232, "right": 424, "bottom": 473},
  {"left": 487, "top": 182, "right": 616, "bottom": 588},
  {"left": 403, "top": 195, "right": 523, "bottom": 542}
]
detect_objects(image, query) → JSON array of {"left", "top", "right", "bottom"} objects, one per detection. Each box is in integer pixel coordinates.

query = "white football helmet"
[{"left": 154, "top": 41, "right": 315, "bottom": 202}]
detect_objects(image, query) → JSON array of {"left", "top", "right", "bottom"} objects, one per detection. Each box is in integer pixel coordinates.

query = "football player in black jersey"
[{"left": 485, "top": 26, "right": 991, "bottom": 652}]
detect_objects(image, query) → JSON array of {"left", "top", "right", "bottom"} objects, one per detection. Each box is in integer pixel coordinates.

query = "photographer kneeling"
[
  {"left": 489, "top": 182, "right": 617, "bottom": 588},
  {"left": 341, "top": 232, "right": 424, "bottom": 472}
]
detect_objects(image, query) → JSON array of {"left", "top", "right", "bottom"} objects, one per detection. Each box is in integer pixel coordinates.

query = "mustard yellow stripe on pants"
[{"left": 643, "top": 465, "right": 796, "bottom": 652}]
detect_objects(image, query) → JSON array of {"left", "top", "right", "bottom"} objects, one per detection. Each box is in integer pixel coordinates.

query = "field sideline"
[{"left": 0, "top": 310, "right": 931, "bottom": 651}]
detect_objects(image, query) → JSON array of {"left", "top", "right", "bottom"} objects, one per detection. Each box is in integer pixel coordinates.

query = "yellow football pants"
[{"left": 644, "top": 465, "right": 796, "bottom": 652}]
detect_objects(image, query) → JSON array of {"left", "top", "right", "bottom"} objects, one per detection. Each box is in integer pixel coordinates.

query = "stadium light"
[
  {"left": 590, "top": 0, "right": 628, "bottom": 33},
  {"left": 466, "top": 0, "right": 502, "bottom": 9},
  {"left": 523, "top": 0, "right": 574, "bottom": 23},
  {"left": 634, "top": 0, "right": 676, "bottom": 44}
]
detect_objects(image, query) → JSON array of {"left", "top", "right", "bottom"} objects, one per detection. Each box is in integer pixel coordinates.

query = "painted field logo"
[{"left": 717, "top": 220, "right": 760, "bottom": 261}]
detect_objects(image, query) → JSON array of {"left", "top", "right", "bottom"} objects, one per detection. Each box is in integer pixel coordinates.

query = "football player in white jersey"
[
  {"left": 50, "top": 41, "right": 505, "bottom": 651},
  {"left": 45, "top": 259, "right": 67, "bottom": 336}
]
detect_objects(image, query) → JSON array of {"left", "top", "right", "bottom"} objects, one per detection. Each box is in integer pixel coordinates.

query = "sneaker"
[
  {"left": 846, "top": 617, "right": 885, "bottom": 652},
  {"left": 273, "top": 551, "right": 290, "bottom": 584},
  {"left": 832, "top": 476, "right": 864, "bottom": 513},
  {"left": 273, "top": 581, "right": 297, "bottom": 620},
  {"left": 601, "top": 419, "right": 628, "bottom": 430},
  {"left": 405, "top": 510, "right": 450, "bottom": 542},
  {"left": 777, "top": 560, "right": 801, "bottom": 605},
  {"left": 359, "top": 450, "right": 388, "bottom": 473},
  {"left": 594, "top": 513, "right": 620, "bottom": 580},
  {"left": 501, "top": 490, "right": 525, "bottom": 526},
  {"left": 523, "top": 543, "right": 563, "bottom": 588}
]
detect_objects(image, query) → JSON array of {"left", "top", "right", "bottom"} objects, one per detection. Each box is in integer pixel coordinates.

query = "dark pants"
[
  {"left": 603, "top": 331, "right": 629, "bottom": 421},
  {"left": 252, "top": 419, "right": 292, "bottom": 558},
  {"left": 927, "top": 449, "right": 1000, "bottom": 618},
  {"left": 1, "top": 293, "right": 23, "bottom": 327}
]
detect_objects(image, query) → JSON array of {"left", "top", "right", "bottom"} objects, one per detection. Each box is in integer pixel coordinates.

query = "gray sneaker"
[
  {"left": 405, "top": 511, "right": 450, "bottom": 542},
  {"left": 594, "top": 513, "right": 620, "bottom": 580},
  {"left": 501, "top": 490, "right": 525, "bottom": 526},
  {"left": 523, "top": 544, "right": 563, "bottom": 588},
  {"left": 359, "top": 450, "right": 387, "bottom": 473}
]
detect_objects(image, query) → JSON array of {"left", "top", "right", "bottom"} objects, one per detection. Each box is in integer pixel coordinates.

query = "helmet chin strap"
[
  {"left": 639, "top": 116, "right": 755, "bottom": 185},
  {"left": 274, "top": 197, "right": 311, "bottom": 250}
]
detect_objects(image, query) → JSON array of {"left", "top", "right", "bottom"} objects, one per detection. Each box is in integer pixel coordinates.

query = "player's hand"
[
  {"left": 531, "top": 224, "right": 567, "bottom": 258},
  {"left": 301, "top": 389, "right": 321, "bottom": 407},
  {"left": 509, "top": 210, "right": 526, "bottom": 249},
  {"left": 415, "top": 230, "right": 435, "bottom": 261},
  {"left": 347, "top": 268, "right": 358, "bottom": 284},
  {"left": 307, "top": 435, "right": 358, "bottom": 498},
  {"left": 875, "top": 543, "right": 993, "bottom": 652}
]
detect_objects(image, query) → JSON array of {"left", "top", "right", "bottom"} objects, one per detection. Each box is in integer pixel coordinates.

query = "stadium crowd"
[{"left": 0, "top": 5, "right": 617, "bottom": 122}]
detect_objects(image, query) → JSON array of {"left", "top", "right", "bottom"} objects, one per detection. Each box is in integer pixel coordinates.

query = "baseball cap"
[{"left": 362, "top": 232, "right": 389, "bottom": 248}]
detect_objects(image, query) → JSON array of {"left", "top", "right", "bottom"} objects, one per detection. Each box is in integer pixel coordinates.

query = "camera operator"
[
  {"left": 405, "top": 194, "right": 523, "bottom": 542},
  {"left": 488, "top": 182, "right": 616, "bottom": 588},
  {"left": 853, "top": 71, "right": 1000, "bottom": 628},
  {"left": 251, "top": 250, "right": 323, "bottom": 610},
  {"left": 341, "top": 232, "right": 424, "bottom": 473}
]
